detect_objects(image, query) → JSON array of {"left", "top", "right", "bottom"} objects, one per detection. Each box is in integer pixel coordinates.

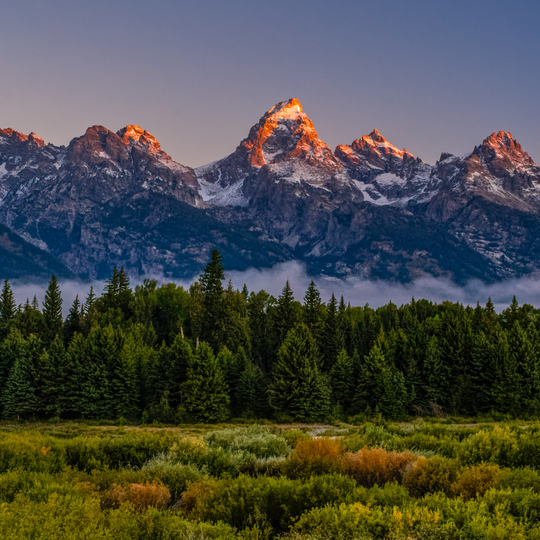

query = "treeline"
[{"left": 1, "top": 250, "right": 540, "bottom": 422}]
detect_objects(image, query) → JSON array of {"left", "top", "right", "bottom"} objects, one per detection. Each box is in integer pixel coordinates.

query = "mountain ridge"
[{"left": 1, "top": 98, "right": 540, "bottom": 283}]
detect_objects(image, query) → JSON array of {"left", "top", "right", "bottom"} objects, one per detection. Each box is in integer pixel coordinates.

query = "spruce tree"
[
  {"left": 320, "top": 293, "right": 342, "bottom": 371},
  {"left": 17, "top": 298, "right": 43, "bottom": 337},
  {"left": 63, "top": 295, "right": 82, "bottom": 346},
  {"left": 1, "top": 334, "right": 42, "bottom": 419},
  {"left": 247, "top": 290, "right": 272, "bottom": 371},
  {"left": 419, "top": 335, "right": 447, "bottom": 413},
  {"left": 491, "top": 326, "right": 520, "bottom": 415},
  {"left": 337, "top": 296, "right": 353, "bottom": 356},
  {"left": 0, "top": 330, "right": 27, "bottom": 412},
  {"left": 182, "top": 342, "right": 229, "bottom": 423},
  {"left": 271, "top": 281, "right": 299, "bottom": 354},
  {"left": 117, "top": 267, "right": 133, "bottom": 317},
  {"left": 354, "top": 331, "right": 408, "bottom": 420},
  {"left": 39, "top": 335, "right": 67, "bottom": 417},
  {"left": 199, "top": 250, "right": 226, "bottom": 350},
  {"left": 330, "top": 349, "right": 355, "bottom": 413},
  {"left": 0, "top": 279, "right": 16, "bottom": 337},
  {"left": 113, "top": 332, "right": 140, "bottom": 419},
  {"left": 236, "top": 360, "right": 269, "bottom": 418},
  {"left": 303, "top": 281, "right": 324, "bottom": 340},
  {"left": 103, "top": 267, "right": 120, "bottom": 310},
  {"left": 42, "top": 274, "right": 63, "bottom": 344},
  {"left": 269, "top": 323, "right": 331, "bottom": 422}
]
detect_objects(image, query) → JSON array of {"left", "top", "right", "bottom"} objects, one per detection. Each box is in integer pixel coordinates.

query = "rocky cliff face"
[{"left": 1, "top": 100, "right": 540, "bottom": 283}]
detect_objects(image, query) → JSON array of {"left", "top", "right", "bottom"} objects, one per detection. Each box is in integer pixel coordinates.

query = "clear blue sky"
[{"left": 1, "top": 0, "right": 539, "bottom": 167}]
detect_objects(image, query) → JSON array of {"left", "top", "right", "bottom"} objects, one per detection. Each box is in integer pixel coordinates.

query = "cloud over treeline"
[{"left": 8, "top": 261, "right": 540, "bottom": 316}]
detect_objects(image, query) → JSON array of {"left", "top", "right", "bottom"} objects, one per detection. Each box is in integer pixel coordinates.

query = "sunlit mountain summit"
[{"left": 1, "top": 99, "right": 540, "bottom": 282}]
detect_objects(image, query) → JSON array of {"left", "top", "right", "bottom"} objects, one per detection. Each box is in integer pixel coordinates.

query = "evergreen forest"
[{"left": 1, "top": 249, "right": 539, "bottom": 423}]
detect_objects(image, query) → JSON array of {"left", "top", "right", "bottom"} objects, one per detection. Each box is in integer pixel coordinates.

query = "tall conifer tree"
[
  {"left": 182, "top": 342, "right": 229, "bottom": 423},
  {"left": 270, "top": 323, "right": 331, "bottom": 422},
  {"left": 42, "top": 274, "right": 63, "bottom": 344}
]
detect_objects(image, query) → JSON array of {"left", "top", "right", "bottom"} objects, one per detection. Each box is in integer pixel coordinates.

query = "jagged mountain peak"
[
  {"left": 266, "top": 98, "right": 304, "bottom": 121},
  {"left": 240, "top": 97, "right": 338, "bottom": 170},
  {"left": 477, "top": 130, "right": 535, "bottom": 166},
  {"left": 117, "top": 125, "right": 161, "bottom": 153},
  {"left": 195, "top": 98, "right": 341, "bottom": 194},
  {"left": 0, "top": 128, "right": 46, "bottom": 147}
]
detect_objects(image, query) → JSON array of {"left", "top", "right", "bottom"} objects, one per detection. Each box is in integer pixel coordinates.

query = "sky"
[{"left": 1, "top": 0, "right": 539, "bottom": 168}]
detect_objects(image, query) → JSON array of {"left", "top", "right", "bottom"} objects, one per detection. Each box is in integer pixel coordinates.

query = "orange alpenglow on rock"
[{"left": 240, "top": 98, "right": 339, "bottom": 171}]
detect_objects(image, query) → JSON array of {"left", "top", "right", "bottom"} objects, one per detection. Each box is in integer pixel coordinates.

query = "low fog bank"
[{"left": 9, "top": 261, "right": 540, "bottom": 315}]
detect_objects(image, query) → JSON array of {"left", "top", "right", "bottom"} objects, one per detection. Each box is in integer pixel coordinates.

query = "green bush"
[
  {"left": 204, "top": 426, "right": 291, "bottom": 459},
  {"left": 141, "top": 457, "right": 207, "bottom": 501},
  {"left": 495, "top": 467, "right": 540, "bottom": 493},
  {"left": 63, "top": 430, "right": 178, "bottom": 471},
  {"left": 0, "top": 432, "right": 66, "bottom": 473},
  {"left": 184, "top": 474, "right": 359, "bottom": 532},
  {"left": 403, "top": 456, "right": 461, "bottom": 498},
  {"left": 451, "top": 463, "right": 503, "bottom": 500},
  {"left": 456, "top": 426, "right": 520, "bottom": 467}
]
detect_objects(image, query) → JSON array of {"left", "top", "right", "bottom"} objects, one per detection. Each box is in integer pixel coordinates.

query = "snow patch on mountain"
[{"left": 198, "top": 177, "right": 249, "bottom": 207}]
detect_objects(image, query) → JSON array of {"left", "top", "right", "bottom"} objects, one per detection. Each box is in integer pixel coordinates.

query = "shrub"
[
  {"left": 64, "top": 430, "right": 178, "bottom": 471},
  {"left": 183, "top": 474, "right": 359, "bottom": 532},
  {"left": 283, "top": 438, "right": 343, "bottom": 479},
  {"left": 101, "top": 482, "right": 171, "bottom": 511},
  {"left": 456, "top": 426, "right": 519, "bottom": 467},
  {"left": 204, "top": 426, "right": 291, "bottom": 459},
  {"left": 402, "top": 456, "right": 461, "bottom": 498},
  {"left": 0, "top": 432, "right": 65, "bottom": 473},
  {"left": 288, "top": 502, "right": 443, "bottom": 540},
  {"left": 342, "top": 447, "right": 417, "bottom": 488},
  {"left": 495, "top": 467, "right": 540, "bottom": 493},
  {"left": 451, "top": 463, "right": 503, "bottom": 500},
  {"left": 141, "top": 457, "right": 207, "bottom": 502},
  {"left": 0, "top": 470, "right": 81, "bottom": 503},
  {"left": 280, "top": 429, "right": 311, "bottom": 449}
]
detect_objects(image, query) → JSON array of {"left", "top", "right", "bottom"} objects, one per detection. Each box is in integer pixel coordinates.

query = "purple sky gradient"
[{"left": 1, "top": 0, "right": 539, "bottom": 167}]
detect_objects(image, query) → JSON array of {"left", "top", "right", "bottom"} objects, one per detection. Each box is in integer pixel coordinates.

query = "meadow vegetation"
[{"left": 4, "top": 421, "right": 540, "bottom": 538}]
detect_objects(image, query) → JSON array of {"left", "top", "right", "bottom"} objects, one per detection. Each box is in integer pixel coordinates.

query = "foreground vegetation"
[{"left": 5, "top": 421, "right": 540, "bottom": 538}]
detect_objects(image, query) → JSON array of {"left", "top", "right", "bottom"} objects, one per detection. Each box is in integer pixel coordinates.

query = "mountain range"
[{"left": 2, "top": 98, "right": 540, "bottom": 283}]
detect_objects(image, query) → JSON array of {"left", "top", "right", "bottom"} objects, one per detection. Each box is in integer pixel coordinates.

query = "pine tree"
[
  {"left": 330, "top": 349, "right": 355, "bottom": 413},
  {"left": 1, "top": 334, "right": 42, "bottom": 419},
  {"left": 113, "top": 332, "right": 140, "bottom": 419},
  {"left": 42, "top": 274, "right": 63, "bottom": 344},
  {"left": 269, "top": 323, "right": 331, "bottom": 422},
  {"left": 182, "top": 342, "right": 229, "bottom": 423},
  {"left": 61, "top": 333, "right": 86, "bottom": 417},
  {"left": 0, "top": 330, "right": 27, "bottom": 412},
  {"left": 354, "top": 332, "right": 408, "bottom": 420},
  {"left": 17, "top": 298, "right": 43, "bottom": 337},
  {"left": 247, "top": 290, "right": 272, "bottom": 371},
  {"left": 491, "top": 326, "right": 520, "bottom": 415},
  {"left": 199, "top": 250, "right": 226, "bottom": 350},
  {"left": 117, "top": 267, "right": 133, "bottom": 317},
  {"left": 0, "top": 279, "right": 16, "bottom": 336},
  {"left": 420, "top": 335, "right": 447, "bottom": 413},
  {"left": 337, "top": 296, "right": 353, "bottom": 356},
  {"left": 320, "top": 293, "right": 342, "bottom": 371},
  {"left": 103, "top": 267, "right": 120, "bottom": 310},
  {"left": 271, "top": 281, "right": 299, "bottom": 354},
  {"left": 241, "top": 284, "right": 249, "bottom": 299},
  {"left": 303, "top": 281, "right": 324, "bottom": 340},
  {"left": 63, "top": 295, "right": 82, "bottom": 346},
  {"left": 507, "top": 321, "right": 533, "bottom": 414},
  {"left": 39, "top": 335, "right": 67, "bottom": 417},
  {"left": 236, "top": 360, "right": 269, "bottom": 418}
]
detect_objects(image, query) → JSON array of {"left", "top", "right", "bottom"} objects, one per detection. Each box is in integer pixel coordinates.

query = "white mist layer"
[{"left": 9, "top": 261, "right": 540, "bottom": 316}]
